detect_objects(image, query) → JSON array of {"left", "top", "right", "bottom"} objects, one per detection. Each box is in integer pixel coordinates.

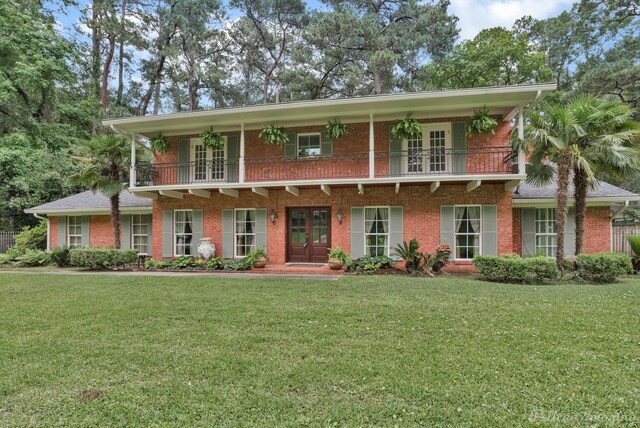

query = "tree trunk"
[
  {"left": 152, "top": 78, "right": 161, "bottom": 115},
  {"left": 555, "top": 150, "right": 572, "bottom": 270},
  {"left": 262, "top": 75, "right": 269, "bottom": 104},
  {"left": 573, "top": 166, "right": 588, "bottom": 255},
  {"left": 91, "top": 0, "right": 101, "bottom": 100},
  {"left": 110, "top": 193, "right": 121, "bottom": 249},
  {"left": 116, "top": 0, "right": 127, "bottom": 106},
  {"left": 100, "top": 35, "right": 117, "bottom": 110},
  {"left": 373, "top": 68, "right": 382, "bottom": 94},
  {"left": 137, "top": 55, "right": 167, "bottom": 116}
]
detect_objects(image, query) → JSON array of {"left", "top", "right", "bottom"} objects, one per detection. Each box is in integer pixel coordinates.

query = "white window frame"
[
  {"left": 131, "top": 214, "right": 150, "bottom": 255},
  {"left": 190, "top": 137, "right": 227, "bottom": 182},
  {"left": 402, "top": 123, "right": 451, "bottom": 175},
  {"left": 535, "top": 208, "right": 557, "bottom": 257},
  {"left": 174, "top": 209, "right": 194, "bottom": 256},
  {"left": 297, "top": 132, "right": 322, "bottom": 158},
  {"left": 363, "top": 206, "right": 390, "bottom": 257},
  {"left": 234, "top": 208, "right": 257, "bottom": 258},
  {"left": 453, "top": 205, "right": 482, "bottom": 260},
  {"left": 67, "top": 215, "right": 82, "bottom": 248}
]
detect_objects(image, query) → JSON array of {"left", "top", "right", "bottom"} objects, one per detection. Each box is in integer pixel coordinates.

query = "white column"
[
  {"left": 239, "top": 123, "right": 245, "bottom": 183},
  {"left": 517, "top": 110, "right": 525, "bottom": 175},
  {"left": 369, "top": 113, "right": 375, "bottom": 179},
  {"left": 130, "top": 132, "right": 136, "bottom": 188}
]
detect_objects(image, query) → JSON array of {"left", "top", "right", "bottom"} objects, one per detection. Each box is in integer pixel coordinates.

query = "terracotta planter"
[
  {"left": 328, "top": 258, "right": 344, "bottom": 270},
  {"left": 254, "top": 256, "right": 268, "bottom": 268}
]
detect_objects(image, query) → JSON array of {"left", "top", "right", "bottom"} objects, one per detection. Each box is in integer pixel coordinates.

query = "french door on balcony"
[
  {"left": 190, "top": 138, "right": 226, "bottom": 182},
  {"left": 402, "top": 123, "right": 451, "bottom": 175},
  {"left": 287, "top": 207, "right": 331, "bottom": 263}
]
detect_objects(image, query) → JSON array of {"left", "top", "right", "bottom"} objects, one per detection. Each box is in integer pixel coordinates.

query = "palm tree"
[
  {"left": 523, "top": 96, "right": 640, "bottom": 268},
  {"left": 73, "top": 134, "right": 142, "bottom": 249},
  {"left": 570, "top": 96, "right": 640, "bottom": 254}
]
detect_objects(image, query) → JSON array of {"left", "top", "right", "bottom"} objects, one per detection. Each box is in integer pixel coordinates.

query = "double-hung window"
[
  {"left": 235, "top": 209, "right": 256, "bottom": 257},
  {"left": 535, "top": 208, "right": 557, "bottom": 257},
  {"left": 297, "top": 133, "right": 321, "bottom": 157},
  {"left": 454, "top": 206, "right": 481, "bottom": 259},
  {"left": 132, "top": 214, "right": 150, "bottom": 254},
  {"left": 67, "top": 216, "right": 82, "bottom": 248},
  {"left": 174, "top": 210, "right": 193, "bottom": 256},
  {"left": 364, "top": 207, "right": 389, "bottom": 256}
]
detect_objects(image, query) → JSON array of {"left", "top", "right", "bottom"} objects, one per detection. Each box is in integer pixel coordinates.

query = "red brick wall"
[
  {"left": 511, "top": 206, "right": 612, "bottom": 255},
  {"left": 155, "top": 117, "right": 514, "bottom": 182},
  {"left": 50, "top": 216, "right": 59, "bottom": 248},
  {"left": 48, "top": 215, "right": 124, "bottom": 248},
  {"left": 151, "top": 183, "right": 514, "bottom": 264}
]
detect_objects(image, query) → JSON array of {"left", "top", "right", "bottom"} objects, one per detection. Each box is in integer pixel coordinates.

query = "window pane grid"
[
  {"left": 429, "top": 130, "right": 446, "bottom": 172},
  {"left": 132, "top": 214, "right": 149, "bottom": 254},
  {"left": 174, "top": 211, "right": 193, "bottom": 256},
  {"left": 68, "top": 216, "right": 82, "bottom": 249},
  {"left": 298, "top": 134, "right": 321, "bottom": 157},
  {"left": 364, "top": 207, "right": 389, "bottom": 257},
  {"left": 454, "top": 206, "right": 481, "bottom": 259},
  {"left": 235, "top": 209, "right": 256, "bottom": 257},
  {"left": 535, "top": 208, "right": 557, "bottom": 257}
]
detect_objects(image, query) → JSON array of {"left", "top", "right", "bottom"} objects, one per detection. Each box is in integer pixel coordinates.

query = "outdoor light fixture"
[
  {"left": 269, "top": 208, "right": 278, "bottom": 225},
  {"left": 336, "top": 208, "right": 344, "bottom": 225}
]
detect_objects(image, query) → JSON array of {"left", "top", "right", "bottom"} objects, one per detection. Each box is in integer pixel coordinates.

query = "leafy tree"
[
  {"left": 72, "top": 134, "right": 143, "bottom": 248},
  {"left": 425, "top": 27, "right": 553, "bottom": 89}
]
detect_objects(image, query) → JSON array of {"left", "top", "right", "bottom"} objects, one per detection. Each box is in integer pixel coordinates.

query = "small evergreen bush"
[
  {"left": 70, "top": 248, "right": 138, "bottom": 270},
  {"left": 49, "top": 246, "right": 70, "bottom": 267},
  {"left": 575, "top": 252, "right": 632, "bottom": 283},
  {"left": 347, "top": 255, "right": 396, "bottom": 274},
  {"left": 14, "top": 221, "right": 47, "bottom": 250},
  {"left": 15, "top": 250, "right": 51, "bottom": 267},
  {"left": 473, "top": 255, "right": 559, "bottom": 283}
]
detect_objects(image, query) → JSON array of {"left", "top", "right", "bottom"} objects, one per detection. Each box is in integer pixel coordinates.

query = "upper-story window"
[
  {"left": 401, "top": 123, "right": 451, "bottom": 175},
  {"left": 190, "top": 137, "right": 226, "bottom": 182},
  {"left": 298, "top": 133, "right": 321, "bottom": 157}
]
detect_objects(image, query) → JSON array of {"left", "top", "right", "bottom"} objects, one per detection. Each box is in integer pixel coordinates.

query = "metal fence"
[
  {"left": 612, "top": 222, "right": 640, "bottom": 254},
  {"left": 0, "top": 231, "right": 19, "bottom": 253}
]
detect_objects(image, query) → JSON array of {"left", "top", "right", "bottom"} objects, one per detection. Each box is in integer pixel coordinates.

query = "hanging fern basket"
[
  {"left": 391, "top": 113, "right": 422, "bottom": 140},
  {"left": 259, "top": 124, "right": 288, "bottom": 146},
  {"left": 467, "top": 107, "right": 498, "bottom": 136},
  {"left": 200, "top": 128, "right": 225, "bottom": 150},
  {"left": 149, "top": 134, "right": 170, "bottom": 154},
  {"left": 326, "top": 119, "right": 348, "bottom": 141}
]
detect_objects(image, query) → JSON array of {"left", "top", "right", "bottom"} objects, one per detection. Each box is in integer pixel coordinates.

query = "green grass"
[{"left": 1, "top": 274, "right": 639, "bottom": 427}]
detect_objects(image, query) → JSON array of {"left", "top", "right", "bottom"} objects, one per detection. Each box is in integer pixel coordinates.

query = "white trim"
[
  {"left": 533, "top": 208, "right": 557, "bottom": 257},
  {"left": 67, "top": 215, "right": 82, "bottom": 249},
  {"left": 512, "top": 196, "right": 640, "bottom": 207},
  {"left": 296, "top": 132, "right": 322, "bottom": 157},
  {"left": 401, "top": 122, "right": 452, "bottom": 176},
  {"left": 453, "top": 205, "right": 482, "bottom": 261},
  {"left": 131, "top": 213, "right": 151, "bottom": 254},
  {"left": 25, "top": 208, "right": 152, "bottom": 216},
  {"left": 190, "top": 136, "right": 227, "bottom": 182}
]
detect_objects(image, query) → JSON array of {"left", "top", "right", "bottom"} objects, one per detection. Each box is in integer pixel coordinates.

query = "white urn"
[{"left": 197, "top": 238, "right": 216, "bottom": 260}]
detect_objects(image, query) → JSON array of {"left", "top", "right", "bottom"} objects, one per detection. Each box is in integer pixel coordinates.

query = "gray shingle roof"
[
  {"left": 25, "top": 190, "right": 152, "bottom": 213},
  {"left": 513, "top": 180, "right": 637, "bottom": 199}
]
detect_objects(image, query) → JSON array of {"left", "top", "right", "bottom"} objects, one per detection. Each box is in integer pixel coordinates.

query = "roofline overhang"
[
  {"left": 24, "top": 207, "right": 152, "bottom": 216},
  {"left": 103, "top": 83, "right": 557, "bottom": 135}
]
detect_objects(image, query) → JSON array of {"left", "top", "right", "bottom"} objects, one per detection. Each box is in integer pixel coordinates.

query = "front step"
[{"left": 255, "top": 264, "right": 344, "bottom": 275}]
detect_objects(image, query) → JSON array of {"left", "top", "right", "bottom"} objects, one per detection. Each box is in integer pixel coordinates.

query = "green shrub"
[
  {"left": 205, "top": 257, "right": 224, "bottom": 270},
  {"left": 0, "top": 247, "right": 24, "bottom": 265},
  {"left": 245, "top": 248, "right": 269, "bottom": 267},
  {"left": 347, "top": 255, "right": 396, "bottom": 274},
  {"left": 15, "top": 250, "right": 51, "bottom": 267},
  {"left": 575, "top": 252, "right": 632, "bottom": 284},
  {"left": 393, "top": 238, "right": 422, "bottom": 273},
  {"left": 49, "top": 246, "right": 70, "bottom": 267},
  {"left": 473, "top": 255, "right": 527, "bottom": 282},
  {"left": 13, "top": 221, "right": 47, "bottom": 250},
  {"left": 327, "top": 246, "right": 351, "bottom": 265},
  {"left": 170, "top": 256, "right": 198, "bottom": 270},
  {"left": 224, "top": 258, "right": 252, "bottom": 271},
  {"left": 69, "top": 248, "right": 138, "bottom": 270},
  {"left": 144, "top": 258, "right": 171, "bottom": 270},
  {"left": 524, "top": 257, "right": 560, "bottom": 282}
]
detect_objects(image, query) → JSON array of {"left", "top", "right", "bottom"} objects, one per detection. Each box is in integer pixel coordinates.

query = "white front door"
[{"left": 190, "top": 137, "right": 227, "bottom": 182}]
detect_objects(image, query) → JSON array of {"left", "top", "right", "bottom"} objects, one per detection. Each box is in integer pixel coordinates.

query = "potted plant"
[
  {"left": 467, "top": 107, "right": 498, "bottom": 136},
  {"left": 391, "top": 113, "right": 422, "bottom": 140},
  {"left": 327, "top": 246, "right": 350, "bottom": 270},
  {"left": 149, "top": 134, "right": 170, "bottom": 153},
  {"left": 200, "top": 127, "right": 225, "bottom": 150},
  {"left": 259, "top": 124, "right": 288, "bottom": 146},
  {"left": 247, "top": 247, "right": 269, "bottom": 268},
  {"left": 326, "top": 119, "right": 348, "bottom": 141}
]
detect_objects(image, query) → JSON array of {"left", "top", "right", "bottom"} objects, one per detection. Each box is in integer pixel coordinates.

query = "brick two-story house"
[{"left": 26, "top": 84, "right": 640, "bottom": 271}]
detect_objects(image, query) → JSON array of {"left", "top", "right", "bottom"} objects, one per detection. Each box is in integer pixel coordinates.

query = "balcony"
[{"left": 133, "top": 146, "right": 516, "bottom": 188}]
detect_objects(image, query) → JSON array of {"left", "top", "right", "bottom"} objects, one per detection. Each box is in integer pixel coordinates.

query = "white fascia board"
[
  {"left": 130, "top": 174, "right": 527, "bottom": 193},
  {"left": 512, "top": 196, "right": 640, "bottom": 207},
  {"left": 24, "top": 207, "right": 153, "bottom": 216}
]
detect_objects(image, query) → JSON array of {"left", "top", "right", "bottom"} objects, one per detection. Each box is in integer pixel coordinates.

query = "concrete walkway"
[{"left": 0, "top": 269, "right": 342, "bottom": 280}]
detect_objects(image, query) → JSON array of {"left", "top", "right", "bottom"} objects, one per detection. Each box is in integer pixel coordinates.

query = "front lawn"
[{"left": 1, "top": 274, "right": 639, "bottom": 426}]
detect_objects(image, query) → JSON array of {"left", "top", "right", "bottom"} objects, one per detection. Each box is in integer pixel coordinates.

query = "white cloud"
[{"left": 450, "top": 0, "right": 574, "bottom": 41}]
